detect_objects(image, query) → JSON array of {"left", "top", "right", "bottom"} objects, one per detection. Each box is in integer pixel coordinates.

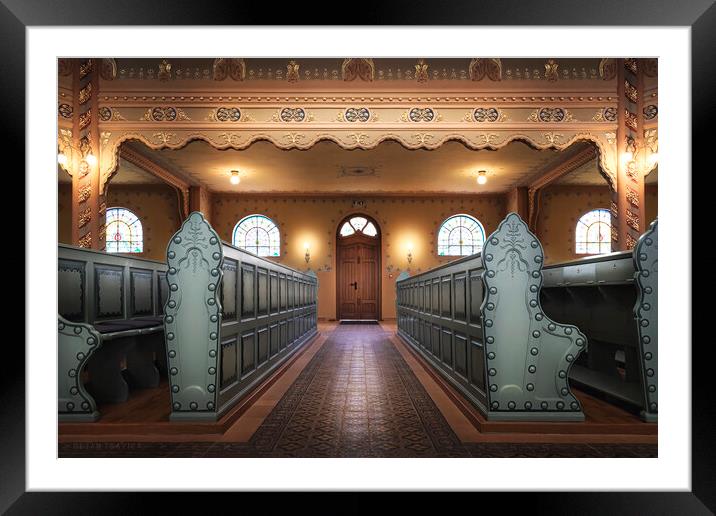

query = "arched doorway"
[{"left": 336, "top": 214, "right": 381, "bottom": 321}]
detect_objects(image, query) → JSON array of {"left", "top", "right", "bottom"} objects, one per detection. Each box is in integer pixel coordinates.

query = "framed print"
[{"left": 9, "top": 0, "right": 712, "bottom": 513}]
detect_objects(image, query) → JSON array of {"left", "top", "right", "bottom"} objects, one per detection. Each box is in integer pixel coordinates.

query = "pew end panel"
[
  {"left": 58, "top": 316, "right": 102, "bottom": 422},
  {"left": 634, "top": 219, "right": 658, "bottom": 422},
  {"left": 164, "top": 212, "right": 223, "bottom": 421},
  {"left": 481, "top": 213, "right": 586, "bottom": 421},
  {"left": 396, "top": 212, "right": 588, "bottom": 422},
  {"left": 164, "top": 212, "right": 320, "bottom": 422}
]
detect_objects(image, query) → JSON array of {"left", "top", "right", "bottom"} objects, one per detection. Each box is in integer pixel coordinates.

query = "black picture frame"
[{"left": 8, "top": 0, "right": 710, "bottom": 513}]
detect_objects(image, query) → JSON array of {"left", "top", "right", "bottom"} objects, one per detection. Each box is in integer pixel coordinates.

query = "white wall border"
[{"left": 27, "top": 26, "right": 690, "bottom": 491}]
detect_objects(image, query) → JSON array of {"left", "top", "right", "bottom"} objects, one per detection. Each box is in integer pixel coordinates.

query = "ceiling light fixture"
[
  {"left": 476, "top": 170, "right": 487, "bottom": 185},
  {"left": 230, "top": 170, "right": 240, "bottom": 185}
]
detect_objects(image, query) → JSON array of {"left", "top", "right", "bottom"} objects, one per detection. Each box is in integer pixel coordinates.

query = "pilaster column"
[
  {"left": 613, "top": 58, "right": 647, "bottom": 251},
  {"left": 70, "top": 58, "right": 104, "bottom": 249},
  {"left": 189, "top": 185, "right": 213, "bottom": 224}
]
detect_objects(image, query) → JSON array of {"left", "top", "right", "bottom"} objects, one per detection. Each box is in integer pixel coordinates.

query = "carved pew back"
[
  {"left": 58, "top": 245, "right": 168, "bottom": 421},
  {"left": 164, "top": 212, "right": 319, "bottom": 421},
  {"left": 59, "top": 244, "right": 169, "bottom": 326},
  {"left": 396, "top": 213, "right": 587, "bottom": 421}
]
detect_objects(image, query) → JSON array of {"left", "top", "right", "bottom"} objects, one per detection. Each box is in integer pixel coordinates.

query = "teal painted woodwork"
[
  {"left": 481, "top": 213, "right": 586, "bottom": 420},
  {"left": 396, "top": 212, "right": 586, "bottom": 421},
  {"left": 165, "top": 212, "right": 319, "bottom": 422},
  {"left": 634, "top": 219, "right": 658, "bottom": 422},
  {"left": 58, "top": 316, "right": 102, "bottom": 422}
]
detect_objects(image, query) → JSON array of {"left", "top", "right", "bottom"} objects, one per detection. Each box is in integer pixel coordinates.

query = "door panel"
[{"left": 337, "top": 235, "right": 380, "bottom": 320}]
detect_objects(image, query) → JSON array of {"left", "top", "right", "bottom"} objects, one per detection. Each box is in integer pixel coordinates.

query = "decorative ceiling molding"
[
  {"left": 118, "top": 145, "right": 191, "bottom": 218},
  {"left": 528, "top": 145, "right": 598, "bottom": 191},
  {"left": 526, "top": 145, "right": 601, "bottom": 231},
  {"left": 99, "top": 128, "right": 617, "bottom": 196}
]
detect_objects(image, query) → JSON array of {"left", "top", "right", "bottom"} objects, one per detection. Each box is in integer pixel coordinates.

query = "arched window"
[
  {"left": 233, "top": 214, "right": 281, "bottom": 257},
  {"left": 437, "top": 214, "right": 485, "bottom": 256},
  {"left": 575, "top": 209, "right": 611, "bottom": 254},
  {"left": 105, "top": 207, "right": 143, "bottom": 253},
  {"left": 339, "top": 215, "right": 378, "bottom": 237}
]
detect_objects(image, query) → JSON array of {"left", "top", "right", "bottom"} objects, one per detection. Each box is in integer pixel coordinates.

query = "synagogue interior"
[{"left": 56, "top": 57, "right": 658, "bottom": 458}]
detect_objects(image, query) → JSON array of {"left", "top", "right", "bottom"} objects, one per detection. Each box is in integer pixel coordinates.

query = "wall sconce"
[
  {"left": 476, "top": 170, "right": 487, "bottom": 185},
  {"left": 304, "top": 242, "right": 311, "bottom": 263},
  {"left": 57, "top": 141, "right": 96, "bottom": 175},
  {"left": 406, "top": 242, "right": 413, "bottom": 265},
  {"left": 229, "top": 170, "right": 241, "bottom": 185}
]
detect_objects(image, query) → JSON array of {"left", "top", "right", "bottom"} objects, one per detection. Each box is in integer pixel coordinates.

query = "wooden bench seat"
[{"left": 58, "top": 244, "right": 168, "bottom": 421}]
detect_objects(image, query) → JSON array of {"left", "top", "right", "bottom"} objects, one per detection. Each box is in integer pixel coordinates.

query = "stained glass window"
[
  {"left": 339, "top": 216, "right": 378, "bottom": 238},
  {"left": 437, "top": 214, "right": 485, "bottom": 256},
  {"left": 105, "top": 207, "right": 143, "bottom": 253},
  {"left": 575, "top": 209, "right": 611, "bottom": 254},
  {"left": 233, "top": 214, "right": 281, "bottom": 257}
]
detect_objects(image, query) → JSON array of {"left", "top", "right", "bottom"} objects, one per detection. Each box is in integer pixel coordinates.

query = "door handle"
[{"left": 350, "top": 281, "right": 358, "bottom": 290}]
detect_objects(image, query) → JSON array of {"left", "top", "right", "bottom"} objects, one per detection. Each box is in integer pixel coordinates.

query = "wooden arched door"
[{"left": 336, "top": 214, "right": 381, "bottom": 320}]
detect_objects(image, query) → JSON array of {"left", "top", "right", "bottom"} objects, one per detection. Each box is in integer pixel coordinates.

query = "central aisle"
[{"left": 234, "top": 322, "right": 467, "bottom": 457}]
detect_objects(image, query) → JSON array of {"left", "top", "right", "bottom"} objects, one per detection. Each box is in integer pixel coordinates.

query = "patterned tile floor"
[{"left": 59, "top": 324, "right": 657, "bottom": 458}]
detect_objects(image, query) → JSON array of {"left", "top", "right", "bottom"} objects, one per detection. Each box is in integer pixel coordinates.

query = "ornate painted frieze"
[
  {"left": 599, "top": 58, "right": 616, "bottom": 80},
  {"left": 471, "top": 107, "right": 505, "bottom": 123},
  {"left": 99, "top": 58, "right": 117, "bottom": 80},
  {"left": 206, "top": 107, "right": 241, "bottom": 122},
  {"left": 212, "top": 58, "right": 246, "bottom": 81},
  {"left": 140, "top": 107, "right": 191, "bottom": 122},
  {"left": 468, "top": 58, "right": 502, "bottom": 81},
  {"left": 544, "top": 59, "right": 559, "bottom": 81},
  {"left": 341, "top": 58, "right": 375, "bottom": 82},
  {"left": 404, "top": 108, "right": 436, "bottom": 122},
  {"left": 157, "top": 59, "right": 172, "bottom": 81},
  {"left": 414, "top": 59, "right": 429, "bottom": 83},
  {"left": 528, "top": 107, "right": 574, "bottom": 123},
  {"left": 276, "top": 107, "right": 308, "bottom": 122},
  {"left": 339, "top": 107, "right": 372, "bottom": 123},
  {"left": 592, "top": 107, "right": 617, "bottom": 122},
  {"left": 286, "top": 60, "right": 300, "bottom": 82},
  {"left": 98, "top": 107, "right": 127, "bottom": 121}
]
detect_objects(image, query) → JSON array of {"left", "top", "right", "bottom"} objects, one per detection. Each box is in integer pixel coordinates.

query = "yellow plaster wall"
[{"left": 211, "top": 194, "right": 506, "bottom": 320}]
